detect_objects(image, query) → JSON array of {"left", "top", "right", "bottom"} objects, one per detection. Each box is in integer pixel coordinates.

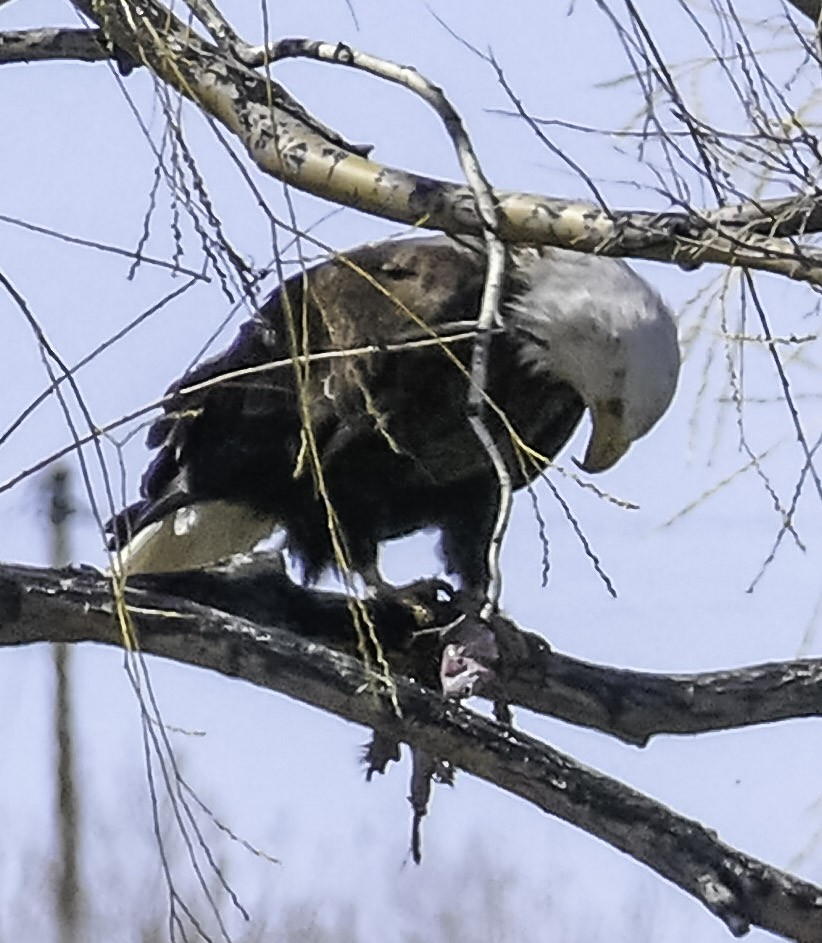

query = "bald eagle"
[{"left": 109, "top": 235, "right": 679, "bottom": 595}]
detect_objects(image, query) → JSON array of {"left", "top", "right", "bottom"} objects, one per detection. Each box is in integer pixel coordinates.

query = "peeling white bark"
[{"left": 7, "top": 8, "right": 822, "bottom": 284}]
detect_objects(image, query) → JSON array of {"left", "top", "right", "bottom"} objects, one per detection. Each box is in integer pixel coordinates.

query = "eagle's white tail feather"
[{"left": 110, "top": 501, "right": 277, "bottom": 575}]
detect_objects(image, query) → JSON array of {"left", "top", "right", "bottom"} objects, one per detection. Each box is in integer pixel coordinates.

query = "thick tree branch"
[
  {"left": 0, "top": 560, "right": 821, "bottom": 942},
  {"left": 785, "top": 0, "right": 821, "bottom": 25},
  {"left": 0, "top": 28, "right": 113, "bottom": 65},
  {"left": 0, "top": 5, "right": 811, "bottom": 285},
  {"left": 178, "top": 0, "right": 245, "bottom": 52},
  {"left": 134, "top": 557, "right": 822, "bottom": 746},
  {"left": 486, "top": 617, "right": 822, "bottom": 746},
  {"left": 98, "top": 555, "right": 822, "bottom": 747}
]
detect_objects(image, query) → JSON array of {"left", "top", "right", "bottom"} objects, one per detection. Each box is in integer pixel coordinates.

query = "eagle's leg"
[
  {"left": 438, "top": 476, "right": 501, "bottom": 609},
  {"left": 438, "top": 477, "right": 510, "bottom": 705},
  {"left": 362, "top": 733, "right": 401, "bottom": 780}
]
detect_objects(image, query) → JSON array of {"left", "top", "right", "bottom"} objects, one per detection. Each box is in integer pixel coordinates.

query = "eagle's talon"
[{"left": 362, "top": 732, "right": 401, "bottom": 780}]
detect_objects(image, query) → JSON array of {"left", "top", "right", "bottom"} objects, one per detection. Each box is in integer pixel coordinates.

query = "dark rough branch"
[
  {"left": 1, "top": 559, "right": 821, "bottom": 942},
  {"left": 494, "top": 622, "right": 822, "bottom": 746},
  {"left": 111, "top": 556, "right": 822, "bottom": 747}
]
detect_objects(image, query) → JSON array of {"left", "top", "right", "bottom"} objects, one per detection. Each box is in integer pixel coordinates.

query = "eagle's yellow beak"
[{"left": 577, "top": 399, "right": 631, "bottom": 473}]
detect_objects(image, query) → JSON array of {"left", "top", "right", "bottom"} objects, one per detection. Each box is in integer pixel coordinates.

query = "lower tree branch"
[
  {"left": 109, "top": 556, "right": 822, "bottom": 747},
  {"left": 0, "top": 559, "right": 820, "bottom": 941},
  {"left": 488, "top": 617, "right": 822, "bottom": 746}
]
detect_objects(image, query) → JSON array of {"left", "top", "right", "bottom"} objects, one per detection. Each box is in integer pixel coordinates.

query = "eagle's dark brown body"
[{"left": 111, "top": 235, "right": 678, "bottom": 592}]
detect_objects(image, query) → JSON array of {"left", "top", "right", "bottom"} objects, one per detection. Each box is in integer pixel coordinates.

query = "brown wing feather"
[{"left": 110, "top": 235, "right": 584, "bottom": 587}]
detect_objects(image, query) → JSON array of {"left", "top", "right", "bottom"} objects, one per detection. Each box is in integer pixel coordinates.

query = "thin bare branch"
[{"left": 0, "top": 213, "right": 208, "bottom": 279}]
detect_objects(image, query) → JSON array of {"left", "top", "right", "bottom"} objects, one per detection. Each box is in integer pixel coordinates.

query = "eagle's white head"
[{"left": 509, "top": 248, "right": 680, "bottom": 472}]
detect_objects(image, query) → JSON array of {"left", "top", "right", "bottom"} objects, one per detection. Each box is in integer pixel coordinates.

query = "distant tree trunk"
[{"left": 47, "top": 467, "right": 80, "bottom": 943}]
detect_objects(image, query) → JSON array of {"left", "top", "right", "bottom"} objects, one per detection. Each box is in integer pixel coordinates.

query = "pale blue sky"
[{"left": 1, "top": 1, "right": 821, "bottom": 940}]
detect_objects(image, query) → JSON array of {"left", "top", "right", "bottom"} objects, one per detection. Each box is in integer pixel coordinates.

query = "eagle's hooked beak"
[{"left": 576, "top": 398, "right": 631, "bottom": 473}]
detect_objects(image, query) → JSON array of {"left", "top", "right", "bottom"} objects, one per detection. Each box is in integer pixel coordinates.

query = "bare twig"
[
  {"left": 468, "top": 242, "right": 510, "bottom": 616},
  {"left": 46, "top": 468, "right": 81, "bottom": 943},
  {"left": 0, "top": 278, "right": 200, "bottom": 454},
  {"left": 0, "top": 213, "right": 207, "bottom": 279}
]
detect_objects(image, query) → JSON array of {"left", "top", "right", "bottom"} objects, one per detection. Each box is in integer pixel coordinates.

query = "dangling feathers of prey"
[{"left": 108, "top": 234, "right": 680, "bottom": 593}]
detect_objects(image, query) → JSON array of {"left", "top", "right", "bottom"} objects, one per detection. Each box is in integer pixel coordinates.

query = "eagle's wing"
[
  {"left": 108, "top": 233, "right": 591, "bottom": 587},
  {"left": 108, "top": 281, "right": 316, "bottom": 573}
]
